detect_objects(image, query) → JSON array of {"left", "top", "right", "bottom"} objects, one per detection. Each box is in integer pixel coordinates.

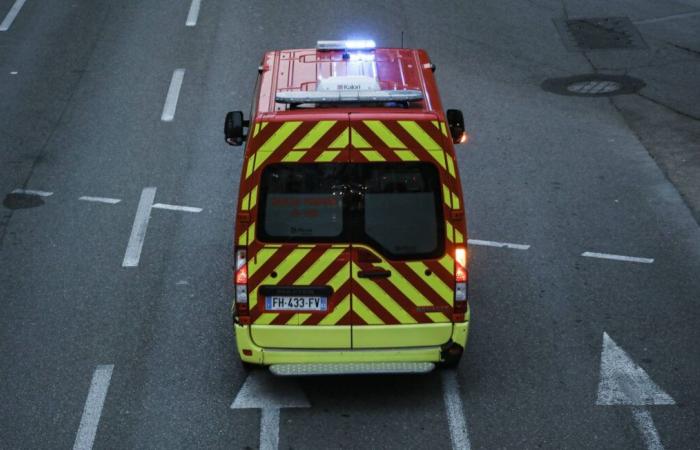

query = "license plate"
[{"left": 265, "top": 296, "right": 328, "bottom": 311}]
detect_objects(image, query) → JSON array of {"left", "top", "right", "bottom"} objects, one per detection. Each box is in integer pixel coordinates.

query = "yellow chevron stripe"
[
  {"left": 252, "top": 121, "right": 303, "bottom": 173},
  {"left": 249, "top": 186, "right": 258, "bottom": 210},
  {"left": 237, "top": 222, "right": 256, "bottom": 246},
  {"left": 394, "top": 150, "right": 419, "bottom": 161},
  {"left": 253, "top": 122, "right": 261, "bottom": 138},
  {"left": 398, "top": 121, "right": 441, "bottom": 151},
  {"left": 327, "top": 262, "right": 351, "bottom": 291},
  {"left": 315, "top": 150, "right": 341, "bottom": 162},
  {"left": 431, "top": 120, "right": 440, "bottom": 130},
  {"left": 350, "top": 127, "right": 372, "bottom": 148},
  {"left": 295, "top": 248, "right": 347, "bottom": 285},
  {"left": 254, "top": 312, "right": 278, "bottom": 325},
  {"left": 261, "top": 122, "right": 269, "bottom": 132},
  {"left": 407, "top": 261, "right": 453, "bottom": 301},
  {"left": 245, "top": 157, "right": 256, "bottom": 179},
  {"left": 427, "top": 312, "right": 448, "bottom": 322},
  {"left": 286, "top": 313, "right": 312, "bottom": 325},
  {"left": 446, "top": 155, "right": 456, "bottom": 178},
  {"left": 318, "top": 295, "right": 350, "bottom": 325},
  {"left": 353, "top": 299, "right": 384, "bottom": 325},
  {"left": 439, "top": 253, "right": 454, "bottom": 274},
  {"left": 358, "top": 278, "right": 417, "bottom": 324},
  {"left": 442, "top": 184, "right": 452, "bottom": 208},
  {"left": 427, "top": 150, "right": 448, "bottom": 171},
  {"left": 440, "top": 122, "right": 448, "bottom": 136},
  {"left": 259, "top": 248, "right": 313, "bottom": 287},
  {"left": 281, "top": 150, "right": 306, "bottom": 162},
  {"left": 294, "top": 120, "right": 336, "bottom": 149},
  {"left": 361, "top": 150, "right": 386, "bottom": 162},
  {"left": 328, "top": 128, "right": 349, "bottom": 149},
  {"left": 451, "top": 192, "right": 461, "bottom": 209},
  {"left": 363, "top": 120, "right": 405, "bottom": 148},
  {"left": 445, "top": 220, "right": 455, "bottom": 243},
  {"left": 454, "top": 228, "right": 464, "bottom": 244}
]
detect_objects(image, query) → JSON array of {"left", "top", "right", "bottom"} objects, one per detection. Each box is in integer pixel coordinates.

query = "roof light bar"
[
  {"left": 275, "top": 90, "right": 423, "bottom": 104},
  {"left": 317, "top": 40, "right": 376, "bottom": 51}
]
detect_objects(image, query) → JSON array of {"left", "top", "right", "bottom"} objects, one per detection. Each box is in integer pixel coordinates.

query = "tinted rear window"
[{"left": 258, "top": 163, "right": 445, "bottom": 259}]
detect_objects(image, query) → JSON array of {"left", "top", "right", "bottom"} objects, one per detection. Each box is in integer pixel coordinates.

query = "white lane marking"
[
  {"left": 122, "top": 187, "right": 156, "bottom": 267},
  {"left": 79, "top": 196, "right": 121, "bottom": 204},
  {"left": 441, "top": 370, "right": 471, "bottom": 450},
  {"left": 161, "top": 69, "right": 185, "bottom": 122},
  {"left": 185, "top": 0, "right": 201, "bottom": 26},
  {"left": 12, "top": 188, "right": 53, "bottom": 197},
  {"left": 152, "top": 203, "right": 202, "bottom": 213},
  {"left": 467, "top": 239, "right": 530, "bottom": 250},
  {"left": 0, "top": 0, "right": 27, "bottom": 31},
  {"left": 73, "top": 365, "right": 114, "bottom": 450},
  {"left": 582, "top": 252, "right": 654, "bottom": 264},
  {"left": 634, "top": 11, "right": 700, "bottom": 24},
  {"left": 231, "top": 370, "right": 310, "bottom": 450},
  {"left": 10, "top": 71, "right": 18, "bottom": 75},
  {"left": 632, "top": 407, "right": 665, "bottom": 450}
]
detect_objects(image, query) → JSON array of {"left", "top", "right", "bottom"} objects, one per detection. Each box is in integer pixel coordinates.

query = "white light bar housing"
[
  {"left": 317, "top": 39, "right": 376, "bottom": 51},
  {"left": 275, "top": 90, "right": 423, "bottom": 104}
]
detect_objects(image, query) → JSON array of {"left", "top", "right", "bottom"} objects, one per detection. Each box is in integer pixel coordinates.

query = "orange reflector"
[
  {"left": 242, "top": 349, "right": 253, "bottom": 356},
  {"left": 456, "top": 267, "right": 467, "bottom": 283},
  {"left": 235, "top": 265, "right": 248, "bottom": 285}
]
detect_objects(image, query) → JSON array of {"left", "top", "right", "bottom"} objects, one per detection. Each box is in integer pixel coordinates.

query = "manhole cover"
[
  {"left": 554, "top": 17, "right": 648, "bottom": 51},
  {"left": 541, "top": 74, "right": 645, "bottom": 97},
  {"left": 3, "top": 193, "right": 44, "bottom": 210}
]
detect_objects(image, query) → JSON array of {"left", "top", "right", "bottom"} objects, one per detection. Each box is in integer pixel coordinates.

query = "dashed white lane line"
[
  {"left": 79, "top": 196, "right": 121, "bottom": 205},
  {"left": 441, "top": 370, "right": 471, "bottom": 450},
  {"left": 161, "top": 69, "right": 185, "bottom": 122},
  {"left": 185, "top": 0, "right": 201, "bottom": 26},
  {"left": 73, "top": 365, "right": 114, "bottom": 450},
  {"left": 152, "top": 203, "right": 202, "bottom": 213},
  {"left": 467, "top": 239, "right": 530, "bottom": 250},
  {"left": 0, "top": 0, "right": 27, "bottom": 31},
  {"left": 12, "top": 188, "right": 53, "bottom": 197},
  {"left": 582, "top": 252, "right": 654, "bottom": 264},
  {"left": 122, "top": 187, "right": 156, "bottom": 268}
]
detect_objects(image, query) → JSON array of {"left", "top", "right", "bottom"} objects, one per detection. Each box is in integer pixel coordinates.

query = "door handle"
[{"left": 357, "top": 270, "right": 391, "bottom": 279}]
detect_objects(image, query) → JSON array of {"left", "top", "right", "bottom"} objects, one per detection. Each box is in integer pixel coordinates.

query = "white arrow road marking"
[
  {"left": 231, "top": 370, "right": 310, "bottom": 450},
  {"left": 161, "top": 69, "right": 185, "bottom": 122},
  {"left": 152, "top": 203, "right": 202, "bottom": 213},
  {"left": 73, "top": 365, "right": 114, "bottom": 450},
  {"left": 122, "top": 187, "right": 156, "bottom": 267},
  {"left": 441, "top": 370, "right": 471, "bottom": 450},
  {"left": 0, "top": 0, "right": 27, "bottom": 31},
  {"left": 11, "top": 188, "right": 53, "bottom": 197},
  {"left": 185, "top": 0, "right": 201, "bottom": 26},
  {"left": 468, "top": 239, "right": 530, "bottom": 250},
  {"left": 596, "top": 332, "right": 675, "bottom": 450},
  {"left": 79, "top": 196, "right": 121, "bottom": 204},
  {"left": 582, "top": 252, "right": 654, "bottom": 264}
]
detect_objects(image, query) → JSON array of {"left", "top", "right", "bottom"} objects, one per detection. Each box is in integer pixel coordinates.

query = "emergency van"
[{"left": 225, "top": 40, "right": 469, "bottom": 375}]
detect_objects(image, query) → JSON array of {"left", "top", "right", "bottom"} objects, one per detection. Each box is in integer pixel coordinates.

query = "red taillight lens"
[
  {"left": 455, "top": 247, "right": 467, "bottom": 283},
  {"left": 234, "top": 248, "right": 249, "bottom": 323},
  {"left": 235, "top": 264, "right": 247, "bottom": 284}
]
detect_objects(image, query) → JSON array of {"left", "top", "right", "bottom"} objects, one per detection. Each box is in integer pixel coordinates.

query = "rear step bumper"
[{"left": 270, "top": 362, "right": 435, "bottom": 376}]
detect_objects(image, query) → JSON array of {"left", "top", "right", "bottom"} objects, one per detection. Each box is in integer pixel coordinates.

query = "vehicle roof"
[{"left": 255, "top": 47, "right": 445, "bottom": 118}]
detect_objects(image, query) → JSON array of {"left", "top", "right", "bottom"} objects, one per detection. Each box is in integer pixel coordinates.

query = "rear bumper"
[{"left": 234, "top": 320, "right": 469, "bottom": 366}]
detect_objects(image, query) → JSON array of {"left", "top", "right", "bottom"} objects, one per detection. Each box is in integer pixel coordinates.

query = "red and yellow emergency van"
[{"left": 225, "top": 40, "right": 469, "bottom": 375}]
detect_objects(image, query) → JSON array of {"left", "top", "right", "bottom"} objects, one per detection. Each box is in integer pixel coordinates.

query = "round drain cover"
[{"left": 542, "top": 74, "right": 644, "bottom": 97}]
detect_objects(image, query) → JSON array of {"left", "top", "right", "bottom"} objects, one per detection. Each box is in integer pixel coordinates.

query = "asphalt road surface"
[{"left": 1, "top": 1, "right": 699, "bottom": 449}]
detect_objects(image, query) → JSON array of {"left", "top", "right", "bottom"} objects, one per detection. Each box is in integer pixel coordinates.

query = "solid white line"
[
  {"left": 161, "top": 69, "right": 185, "bottom": 122},
  {"left": 0, "top": 0, "right": 27, "bottom": 31},
  {"left": 152, "top": 203, "right": 202, "bottom": 213},
  {"left": 185, "top": 0, "right": 201, "bottom": 26},
  {"left": 441, "top": 370, "right": 471, "bottom": 450},
  {"left": 122, "top": 187, "right": 156, "bottom": 267},
  {"left": 582, "top": 252, "right": 654, "bottom": 264},
  {"left": 631, "top": 407, "right": 665, "bottom": 450},
  {"left": 634, "top": 11, "right": 700, "bottom": 24},
  {"left": 12, "top": 188, "right": 53, "bottom": 197},
  {"left": 79, "top": 196, "right": 121, "bottom": 205},
  {"left": 468, "top": 239, "right": 530, "bottom": 250},
  {"left": 73, "top": 365, "right": 114, "bottom": 450},
  {"left": 259, "top": 408, "right": 280, "bottom": 450}
]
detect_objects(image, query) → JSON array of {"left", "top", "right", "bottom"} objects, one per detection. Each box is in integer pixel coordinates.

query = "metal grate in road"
[{"left": 554, "top": 17, "right": 648, "bottom": 51}]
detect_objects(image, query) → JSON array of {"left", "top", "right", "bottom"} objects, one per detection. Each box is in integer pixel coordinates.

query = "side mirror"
[
  {"left": 224, "top": 111, "right": 249, "bottom": 146},
  {"left": 446, "top": 109, "right": 468, "bottom": 144}
]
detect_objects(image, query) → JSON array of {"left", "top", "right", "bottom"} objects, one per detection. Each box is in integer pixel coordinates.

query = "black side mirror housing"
[
  {"left": 224, "top": 111, "right": 249, "bottom": 146},
  {"left": 446, "top": 109, "right": 468, "bottom": 144}
]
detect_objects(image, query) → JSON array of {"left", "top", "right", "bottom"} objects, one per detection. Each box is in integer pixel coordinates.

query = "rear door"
[
  {"left": 242, "top": 114, "right": 354, "bottom": 348},
  {"left": 349, "top": 114, "right": 457, "bottom": 348}
]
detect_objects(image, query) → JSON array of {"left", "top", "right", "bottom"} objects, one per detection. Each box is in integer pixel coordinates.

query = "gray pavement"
[{"left": 1, "top": 0, "right": 698, "bottom": 449}]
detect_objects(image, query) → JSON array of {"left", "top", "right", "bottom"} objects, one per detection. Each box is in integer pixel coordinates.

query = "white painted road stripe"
[
  {"left": 152, "top": 203, "right": 202, "bottom": 213},
  {"left": 582, "top": 252, "right": 654, "bottom": 264},
  {"left": 12, "top": 188, "right": 53, "bottom": 197},
  {"left": 0, "top": 0, "right": 27, "bottom": 31},
  {"left": 161, "top": 69, "right": 185, "bottom": 122},
  {"left": 468, "top": 239, "right": 530, "bottom": 250},
  {"left": 73, "top": 365, "right": 114, "bottom": 450},
  {"left": 632, "top": 408, "right": 665, "bottom": 450},
  {"left": 122, "top": 187, "right": 156, "bottom": 267},
  {"left": 260, "top": 409, "right": 280, "bottom": 450},
  {"left": 185, "top": 0, "right": 201, "bottom": 26},
  {"left": 79, "top": 196, "right": 121, "bottom": 204},
  {"left": 441, "top": 371, "right": 471, "bottom": 450}
]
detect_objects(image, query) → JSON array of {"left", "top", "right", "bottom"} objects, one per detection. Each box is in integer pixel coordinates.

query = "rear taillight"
[
  {"left": 453, "top": 246, "right": 468, "bottom": 320},
  {"left": 234, "top": 248, "right": 250, "bottom": 324}
]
